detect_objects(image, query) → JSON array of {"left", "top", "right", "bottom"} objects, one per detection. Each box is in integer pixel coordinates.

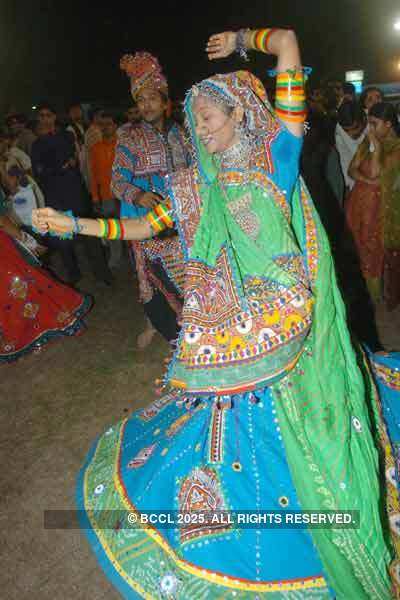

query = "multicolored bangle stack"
[
  {"left": 275, "top": 70, "right": 307, "bottom": 124},
  {"left": 146, "top": 202, "right": 174, "bottom": 234},
  {"left": 250, "top": 28, "right": 278, "bottom": 54},
  {"left": 97, "top": 219, "right": 126, "bottom": 240}
]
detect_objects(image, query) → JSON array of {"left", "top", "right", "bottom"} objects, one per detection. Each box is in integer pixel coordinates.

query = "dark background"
[{"left": 1, "top": 0, "right": 399, "bottom": 113}]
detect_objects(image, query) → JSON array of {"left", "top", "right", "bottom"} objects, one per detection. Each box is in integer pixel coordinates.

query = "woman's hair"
[
  {"left": 197, "top": 93, "right": 236, "bottom": 117},
  {"left": 337, "top": 101, "right": 366, "bottom": 128},
  {"left": 369, "top": 102, "right": 400, "bottom": 136},
  {"left": 359, "top": 86, "right": 383, "bottom": 109}
]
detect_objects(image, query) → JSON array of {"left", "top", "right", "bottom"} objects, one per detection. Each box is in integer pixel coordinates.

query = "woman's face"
[
  {"left": 368, "top": 115, "right": 392, "bottom": 141},
  {"left": 192, "top": 95, "right": 239, "bottom": 154}
]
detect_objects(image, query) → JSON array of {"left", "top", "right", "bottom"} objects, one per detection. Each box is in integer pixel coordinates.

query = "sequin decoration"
[
  {"left": 127, "top": 444, "right": 157, "bottom": 469},
  {"left": 227, "top": 192, "right": 261, "bottom": 239},
  {"left": 372, "top": 362, "right": 400, "bottom": 392},
  {"left": 208, "top": 406, "right": 226, "bottom": 464},
  {"left": 23, "top": 303, "right": 39, "bottom": 319},
  {"left": 137, "top": 393, "right": 176, "bottom": 422},
  {"left": 9, "top": 276, "right": 28, "bottom": 300}
]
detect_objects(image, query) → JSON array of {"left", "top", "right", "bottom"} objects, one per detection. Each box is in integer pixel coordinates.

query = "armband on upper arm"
[{"left": 274, "top": 68, "right": 309, "bottom": 125}]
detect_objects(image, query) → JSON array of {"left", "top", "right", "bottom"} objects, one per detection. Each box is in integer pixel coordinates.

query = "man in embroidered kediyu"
[{"left": 111, "top": 51, "right": 189, "bottom": 348}]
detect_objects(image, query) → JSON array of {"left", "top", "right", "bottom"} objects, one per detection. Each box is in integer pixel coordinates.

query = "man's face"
[
  {"left": 309, "top": 88, "right": 325, "bottom": 112},
  {"left": 126, "top": 105, "right": 141, "bottom": 124},
  {"left": 69, "top": 105, "right": 82, "bottom": 123},
  {"left": 136, "top": 87, "right": 167, "bottom": 124},
  {"left": 343, "top": 120, "right": 365, "bottom": 140},
  {"left": 38, "top": 108, "right": 56, "bottom": 131},
  {"left": 102, "top": 117, "right": 117, "bottom": 138},
  {"left": 327, "top": 81, "right": 344, "bottom": 106}
]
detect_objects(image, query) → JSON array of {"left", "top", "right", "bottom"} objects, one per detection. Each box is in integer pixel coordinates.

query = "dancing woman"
[
  {"left": 0, "top": 214, "right": 91, "bottom": 363},
  {"left": 34, "top": 26, "right": 399, "bottom": 599}
]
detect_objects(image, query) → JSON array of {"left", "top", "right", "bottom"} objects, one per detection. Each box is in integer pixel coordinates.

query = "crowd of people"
[{"left": 2, "top": 22, "right": 400, "bottom": 599}]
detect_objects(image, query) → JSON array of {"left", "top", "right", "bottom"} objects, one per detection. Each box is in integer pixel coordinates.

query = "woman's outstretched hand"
[
  {"left": 206, "top": 31, "right": 237, "bottom": 60},
  {"left": 32, "top": 208, "right": 74, "bottom": 235}
]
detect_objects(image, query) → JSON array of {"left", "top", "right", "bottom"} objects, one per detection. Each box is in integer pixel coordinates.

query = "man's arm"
[{"left": 111, "top": 136, "right": 160, "bottom": 208}]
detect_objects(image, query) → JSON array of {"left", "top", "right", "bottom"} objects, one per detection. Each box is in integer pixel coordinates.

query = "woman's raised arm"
[{"left": 206, "top": 27, "right": 305, "bottom": 137}]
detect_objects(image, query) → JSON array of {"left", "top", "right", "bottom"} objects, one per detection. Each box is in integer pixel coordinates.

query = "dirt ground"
[{"left": 1, "top": 253, "right": 399, "bottom": 599}]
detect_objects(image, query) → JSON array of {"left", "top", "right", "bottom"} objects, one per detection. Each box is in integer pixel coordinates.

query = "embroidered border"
[{"left": 208, "top": 406, "right": 226, "bottom": 464}]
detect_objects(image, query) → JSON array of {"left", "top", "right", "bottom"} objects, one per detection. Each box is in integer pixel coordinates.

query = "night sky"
[{"left": 1, "top": 0, "right": 399, "bottom": 114}]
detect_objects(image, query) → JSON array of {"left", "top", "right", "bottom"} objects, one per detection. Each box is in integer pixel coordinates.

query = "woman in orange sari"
[{"left": 347, "top": 102, "right": 400, "bottom": 310}]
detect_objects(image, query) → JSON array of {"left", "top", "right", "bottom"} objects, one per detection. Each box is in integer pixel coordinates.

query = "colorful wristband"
[
  {"left": 146, "top": 202, "right": 174, "bottom": 234},
  {"left": 97, "top": 219, "right": 125, "bottom": 240},
  {"left": 250, "top": 28, "right": 278, "bottom": 54}
]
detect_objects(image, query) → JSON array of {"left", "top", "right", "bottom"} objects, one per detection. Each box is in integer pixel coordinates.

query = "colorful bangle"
[
  {"left": 146, "top": 202, "right": 174, "bottom": 234},
  {"left": 120, "top": 220, "right": 126, "bottom": 240},
  {"left": 274, "top": 69, "right": 307, "bottom": 124},
  {"left": 97, "top": 219, "right": 125, "bottom": 240},
  {"left": 97, "top": 219, "right": 107, "bottom": 238},
  {"left": 250, "top": 28, "right": 278, "bottom": 54}
]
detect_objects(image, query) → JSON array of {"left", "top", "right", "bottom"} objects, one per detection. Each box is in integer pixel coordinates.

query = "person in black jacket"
[{"left": 31, "top": 103, "right": 112, "bottom": 285}]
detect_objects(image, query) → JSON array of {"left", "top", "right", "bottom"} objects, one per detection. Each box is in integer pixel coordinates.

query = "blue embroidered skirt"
[{"left": 77, "top": 387, "right": 334, "bottom": 598}]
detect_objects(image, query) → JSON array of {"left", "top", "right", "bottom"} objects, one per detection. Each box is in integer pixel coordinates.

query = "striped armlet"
[
  {"left": 274, "top": 68, "right": 308, "bottom": 125},
  {"left": 146, "top": 198, "right": 174, "bottom": 234}
]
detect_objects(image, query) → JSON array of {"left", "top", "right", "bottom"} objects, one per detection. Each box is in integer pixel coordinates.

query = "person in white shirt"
[
  {"left": 335, "top": 101, "right": 367, "bottom": 194},
  {"left": 4, "top": 166, "right": 38, "bottom": 227},
  {"left": 0, "top": 130, "right": 45, "bottom": 208}
]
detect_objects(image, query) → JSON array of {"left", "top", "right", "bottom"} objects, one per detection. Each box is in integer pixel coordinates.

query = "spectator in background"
[
  {"left": 85, "top": 107, "right": 103, "bottom": 153},
  {"left": 302, "top": 86, "right": 343, "bottom": 246},
  {"left": 325, "top": 79, "right": 345, "bottom": 111},
  {"left": 343, "top": 82, "right": 356, "bottom": 103},
  {"left": 31, "top": 102, "right": 112, "bottom": 285},
  {"left": 2, "top": 166, "right": 40, "bottom": 228},
  {"left": 117, "top": 103, "right": 141, "bottom": 136},
  {"left": 66, "top": 102, "right": 88, "bottom": 189},
  {"left": 360, "top": 86, "right": 383, "bottom": 115},
  {"left": 336, "top": 101, "right": 367, "bottom": 194},
  {"left": 307, "top": 85, "right": 327, "bottom": 115},
  {"left": 347, "top": 102, "right": 400, "bottom": 310},
  {"left": 0, "top": 129, "right": 31, "bottom": 172},
  {"left": 6, "top": 113, "right": 37, "bottom": 157},
  {"left": 125, "top": 104, "right": 141, "bottom": 125},
  {"left": 90, "top": 112, "right": 122, "bottom": 269},
  {"left": 0, "top": 129, "right": 45, "bottom": 209},
  {"left": 84, "top": 107, "right": 104, "bottom": 189}
]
